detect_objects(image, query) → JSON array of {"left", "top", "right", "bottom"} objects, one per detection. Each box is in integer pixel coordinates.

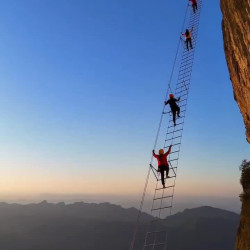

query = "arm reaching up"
[
  {"left": 152, "top": 150, "right": 157, "bottom": 158},
  {"left": 165, "top": 145, "right": 172, "bottom": 156}
]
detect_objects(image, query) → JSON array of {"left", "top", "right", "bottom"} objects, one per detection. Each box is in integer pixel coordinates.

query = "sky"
[{"left": 0, "top": 0, "right": 248, "bottom": 213}]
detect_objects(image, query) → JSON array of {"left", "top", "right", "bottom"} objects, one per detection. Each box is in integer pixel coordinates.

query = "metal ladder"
[{"left": 143, "top": 1, "right": 202, "bottom": 249}]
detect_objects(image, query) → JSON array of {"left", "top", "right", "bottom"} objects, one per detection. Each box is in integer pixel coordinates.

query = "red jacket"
[
  {"left": 153, "top": 146, "right": 172, "bottom": 166},
  {"left": 189, "top": 0, "right": 197, "bottom": 4}
]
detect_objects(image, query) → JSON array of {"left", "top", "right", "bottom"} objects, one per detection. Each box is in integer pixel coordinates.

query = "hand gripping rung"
[{"left": 165, "top": 143, "right": 181, "bottom": 147}]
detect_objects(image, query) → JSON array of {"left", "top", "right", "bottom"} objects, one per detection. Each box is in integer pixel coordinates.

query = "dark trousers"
[
  {"left": 171, "top": 106, "right": 180, "bottom": 125},
  {"left": 192, "top": 3, "right": 198, "bottom": 13},
  {"left": 158, "top": 164, "right": 169, "bottom": 185},
  {"left": 186, "top": 38, "right": 193, "bottom": 50}
]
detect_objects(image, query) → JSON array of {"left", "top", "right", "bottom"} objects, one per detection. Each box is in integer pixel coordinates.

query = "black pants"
[
  {"left": 171, "top": 106, "right": 180, "bottom": 125},
  {"left": 158, "top": 164, "right": 169, "bottom": 185},
  {"left": 186, "top": 38, "right": 193, "bottom": 50},
  {"left": 192, "top": 3, "right": 198, "bottom": 13}
]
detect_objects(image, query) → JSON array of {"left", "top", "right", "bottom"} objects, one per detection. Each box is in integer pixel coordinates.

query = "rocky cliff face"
[
  {"left": 220, "top": 1, "right": 250, "bottom": 249},
  {"left": 235, "top": 194, "right": 250, "bottom": 250},
  {"left": 220, "top": 0, "right": 250, "bottom": 143}
]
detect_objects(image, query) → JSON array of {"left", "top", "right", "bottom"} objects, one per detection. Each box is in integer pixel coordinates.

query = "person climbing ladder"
[
  {"left": 165, "top": 94, "right": 181, "bottom": 126},
  {"left": 189, "top": 0, "right": 198, "bottom": 13},
  {"left": 152, "top": 145, "right": 172, "bottom": 188},
  {"left": 181, "top": 27, "right": 193, "bottom": 51}
]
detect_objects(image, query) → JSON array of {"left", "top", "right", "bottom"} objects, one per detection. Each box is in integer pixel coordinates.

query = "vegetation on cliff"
[{"left": 239, "top": 160, "right": 250, "bottom": 195}]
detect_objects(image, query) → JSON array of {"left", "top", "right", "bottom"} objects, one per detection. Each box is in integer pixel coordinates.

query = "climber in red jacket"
[
  {"left": 152, "top": 145, "right": 172, "bottom": 188},
  {"left": 189, "top": 0, "right": 198, "bottom": 13}
]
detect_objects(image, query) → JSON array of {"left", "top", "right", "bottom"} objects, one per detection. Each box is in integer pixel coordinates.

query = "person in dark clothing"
[
  {"left": 165, "top": 94, "right": 181, "bottom": 126},
  {"left": 181, "top": 27, "right": 193, "bottom": 51},
  {"left": 189, "top": 0, "right": 198, "bottom": 13},
  {"left": 152, "top": 146, "right": 172, "bottom": 188}
]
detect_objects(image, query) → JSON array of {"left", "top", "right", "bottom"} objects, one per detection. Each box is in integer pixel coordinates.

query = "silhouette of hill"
[
  {"left": 0, "top": 202, "right": 239, "bottom": 250},
  {"left": 164, "top": 206, "right": 239, "bottom": 250}
]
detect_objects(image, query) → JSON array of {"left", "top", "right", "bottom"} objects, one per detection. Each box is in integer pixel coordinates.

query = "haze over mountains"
[{"left": 0, "top": 201, "right": 239, "bottom": 250}]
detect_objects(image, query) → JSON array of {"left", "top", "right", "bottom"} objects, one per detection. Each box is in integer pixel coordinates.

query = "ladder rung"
[
  {"left": 178, "top": 70, "right": 192, "bottom": 76},
  {"left": 151, "top": 205, "right": 172, "bottom": 211},
  {"left": 146, "top": 230, "right": 166, "bottom": 235},
  {"left": 169, "top": 135, "right": 182, "bottom": 140},
  {"left": 157, "top": 176, "right": 175, "bottom": 182},
  {"left": 180, "top": 59, "right": 193, "bottom": 66},
  {"left": 178, "top": 74, "right": 191, "bottom": 81},
  {"left": 165, "top": 142, "right": 181, "bottom": 147},
  {"left": 179, "top": 66, "right": 192, "bottom": 72},
  {"left": 176, "top": 85, "right": 190, "bottom": 91},
  {"left": 182, "top": 54, "right": 194, "bottom": 61},
  {"left": 144, "top": 243, "right": 165, "bottom": 247},
  {"left": 164, "top": 110, "right": 185, "bottom": 115},
  {"left": 176, "top": 81, "right": 190, "bottom": 87},
  {"left": 179, "top": 62, "right": 193, "bottom": 69},
  {"left": 155, "top": 185, "right": 174, "bottom": 191},
  {"left": 168, "top": 122, "right": 184, "bottom": 128},
  {"left": 175, "top": 89, "right": 189, "bottom": 96},
  {"left": 164, "top": 142, "right": 181, "bottom": 148},
  {"left": 179, "top": 93, "right": 188, "bottom": 98},
  {"left": 170, "top": 167, "right": 177, "bottom": 170},
  {"left": 180, "top": 57, "right": 193, "bottom": 64},
  {"left": 179, "top": 98, "right": 187, "bottom": 102},
  {"left": 190, "top": 18, "right": 200, "bottom": 23},
  {"left": 190, "top": 20, "right": 200, "bottom": 26},
  {"left": 169, "top": 150, "right": 180, "bottom": 154},
  {"left": 179, "top": 68, "right": 192, "bottom": 74},
  {"left": 153, "top": 195, "right": 173, "bottom": 201},
  {"left": 179, "top": 104, "right": 187, "bottom": 108},
  {"left": 182, "top": 50, "right": 195, "bottom": 56},
  {"left": 168, "top": 158, "right": 178, "bottom": 162},
  {"left": 176, "top": 81, "right": 190, "bottom": 86},
  {"left": 176, "top": 80, "right": 190, "bottom": 87},
  {"left": 180, "top": 62, "right": 194, "bottom": 68},
  {"left": 166, "top": 129, "right": 183, "bottom": 135},
  {"left": 178, "top": 71, "right": 192, "bottom": 78}
]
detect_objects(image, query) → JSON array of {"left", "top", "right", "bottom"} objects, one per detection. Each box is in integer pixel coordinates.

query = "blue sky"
[{"left": 0, "top": 0, "right": 248, "bottom": 210}]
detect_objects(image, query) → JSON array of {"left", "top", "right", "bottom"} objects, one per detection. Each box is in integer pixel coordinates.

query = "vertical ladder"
[{"left": 143, "top": 1, "right": 202, "bottom": 249}]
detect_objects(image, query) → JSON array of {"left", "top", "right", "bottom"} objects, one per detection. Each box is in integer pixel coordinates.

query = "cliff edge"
[{"left": 220, "top": 0, "right": 250, "bottom": 143}]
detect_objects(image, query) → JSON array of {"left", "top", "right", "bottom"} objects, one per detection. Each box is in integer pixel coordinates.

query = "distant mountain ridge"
[
  {"left": 0, "top": 201, "right": 239, "bottom": 250},
  {"left": 165, "top": 205, "right": 239, "bottom": 228},
  {"left": 0, "top": 200, "right": 152, "bottom": 222}
]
